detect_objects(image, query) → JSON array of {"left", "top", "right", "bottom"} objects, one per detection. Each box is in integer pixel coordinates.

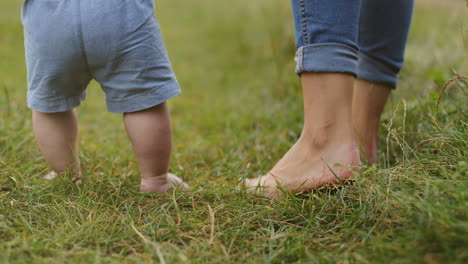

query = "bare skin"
[
  {"left": 244, "top": 73, "right": 361, "bottom": 198},
  {"left": 33, "top": 109, "right": 81, "bottom": 180},
  {"left": 352, "top": 79, "right": 391, "bottom": 164},
  {"left": 123, "top": 103, "right": 189, "bottom": 193},
  {"left": 33, "top": 103, "right": 188, "bottom": 193}
]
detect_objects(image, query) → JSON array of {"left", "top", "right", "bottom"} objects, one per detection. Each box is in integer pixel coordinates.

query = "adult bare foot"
[
  {"left": 353, "top": 79, "right": 391, "bottom": 163},
  {"left": 244, "top": 72, "right": 361, "bottom": 198},
  {"left": 140, "top": 173, "right": 189, "bottom": 193},
  {"left": 245, "top": 135, "right": 360, "bottom": 198}
]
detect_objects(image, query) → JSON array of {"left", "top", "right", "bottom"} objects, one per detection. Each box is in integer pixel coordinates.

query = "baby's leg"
[
  {"left": 123, "top": 103, "right": 189, "bottom": 193},
  {"left": 33, "top": 109, "right": 81, "bottom": 180},
  {"left": 22, "top": 1, "right": 90, "bottom": 182}
]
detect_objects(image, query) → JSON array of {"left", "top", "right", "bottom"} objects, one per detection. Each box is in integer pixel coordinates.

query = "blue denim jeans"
[{"left": 292, "top": 0, "right": 414, "bottom": 88}]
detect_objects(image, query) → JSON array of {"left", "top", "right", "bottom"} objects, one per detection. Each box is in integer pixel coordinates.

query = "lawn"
[{"left": 0, "top": 0, "right": 467, "bottom": 263}]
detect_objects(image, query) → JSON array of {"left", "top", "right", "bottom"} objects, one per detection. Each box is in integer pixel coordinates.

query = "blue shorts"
[{"left": 22, "top": 0, "right": 181, "bottom": 113}]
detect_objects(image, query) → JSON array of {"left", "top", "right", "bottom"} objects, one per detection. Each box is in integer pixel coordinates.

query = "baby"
[{"left": 22, "top": 0, "right": 189, "bottom": 192}]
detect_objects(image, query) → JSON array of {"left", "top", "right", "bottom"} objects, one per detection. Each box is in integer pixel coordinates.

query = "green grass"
[{"left": 0, "top": 0, "right": 467, "bottom": 263}]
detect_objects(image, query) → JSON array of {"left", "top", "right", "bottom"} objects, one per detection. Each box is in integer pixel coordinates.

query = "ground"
[{"left": 0, "top": 0, "right": 467, "bottom": 263}]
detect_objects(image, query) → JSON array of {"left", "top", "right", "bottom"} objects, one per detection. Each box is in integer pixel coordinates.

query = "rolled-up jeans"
[{"left": 292, "top": 0, "right": 414, "bottom": 88}]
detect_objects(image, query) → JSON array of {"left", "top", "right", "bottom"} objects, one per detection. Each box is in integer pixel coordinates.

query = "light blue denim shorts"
[{"left": 22, "top": 0, "right": 180, "bottom": 113}]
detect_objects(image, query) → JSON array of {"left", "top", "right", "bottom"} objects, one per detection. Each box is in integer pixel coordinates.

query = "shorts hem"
[
  {"left": 27, "top": 93, "right": 86, "bottom": 113},
  {"left": 106, "top": 79, "right": 181, "bottom": 113}
]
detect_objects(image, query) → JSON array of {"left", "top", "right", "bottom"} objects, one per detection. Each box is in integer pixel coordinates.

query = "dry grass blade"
[{"left": 436, "top": 73, "right": 468, "bottom": 112}]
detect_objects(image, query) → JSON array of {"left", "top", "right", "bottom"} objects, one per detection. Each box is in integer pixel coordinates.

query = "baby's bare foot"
[
  {"left": 140, "top": 173, "right": 189, "bottom": 193},
  {"left": 43, "top": 171, "right": 82, "bottom": 184},
  {"left": 43, "top": 171, "right": 57, "bottom": 180},
  {"left": 244, "top": 136, "right": 361, "bottom": 198}
]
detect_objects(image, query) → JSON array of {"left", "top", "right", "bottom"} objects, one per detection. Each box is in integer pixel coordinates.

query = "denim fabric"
[
  {"left": 22, "top": 0, "right": 180, "bottom": 113},
  {"left": 292, "top": 0, "right": 414, "bottom": 88}
]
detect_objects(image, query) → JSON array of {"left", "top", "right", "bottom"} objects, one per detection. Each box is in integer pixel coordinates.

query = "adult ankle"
[{"left": 301, "top": 124, "right": 356, "bottom": 151}]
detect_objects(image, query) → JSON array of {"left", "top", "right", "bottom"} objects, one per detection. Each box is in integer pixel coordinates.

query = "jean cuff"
[
  {"left": 295, "top": 43, "right": 359, "bottom": 76},
  {"left": 357, "top": 51, "right": 399, "bottom": 88}
]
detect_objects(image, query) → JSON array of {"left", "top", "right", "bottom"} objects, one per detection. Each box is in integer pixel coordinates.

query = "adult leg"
[
  {"left": 353, "top": 0, "right": 414, "bottom": 163},
  {"left": 352, "top": 80, "right": 391, "bottom": 164},
  {"left": 33, "top": 109, "right": 81, "bottom": 180},
  {"left": 245, "top": 0, "right": 362, "bottom": 197},
  {"left": 245, "top": 73, "right": 361, "bottom": 197},
  {"left": 123, "top": 103, "right": 189, "bottom": 193}
]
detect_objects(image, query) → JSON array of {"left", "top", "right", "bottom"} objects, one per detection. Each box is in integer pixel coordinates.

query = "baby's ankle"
[
  {"left": 140, "top": 174, "right": 169, "bottom": 192},
  {"left": 140, "top": 173, "right": 189, "bottom": 193}
]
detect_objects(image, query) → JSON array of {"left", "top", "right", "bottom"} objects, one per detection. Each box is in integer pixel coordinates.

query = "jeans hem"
[
  {"left": 356, "top": 51, "right": 399, "bottom": 88},
  {"left": 295, "top": 43, "right": 359, "bottom": 76}
]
